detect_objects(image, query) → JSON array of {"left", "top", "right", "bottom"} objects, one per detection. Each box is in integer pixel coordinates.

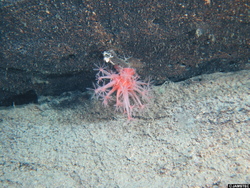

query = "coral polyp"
[{"left": 94, "top": 64, "right": 151, "bottom": 119}]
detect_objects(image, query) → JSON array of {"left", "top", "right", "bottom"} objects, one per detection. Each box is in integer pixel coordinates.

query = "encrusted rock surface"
[{"left": 1, "top": 0, "right": 249, "bottom": 105}]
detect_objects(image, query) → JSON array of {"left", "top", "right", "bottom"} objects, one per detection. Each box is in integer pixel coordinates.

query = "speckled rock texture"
[{"left": 0, "top": 0, "right": 249, "bottom": 106}]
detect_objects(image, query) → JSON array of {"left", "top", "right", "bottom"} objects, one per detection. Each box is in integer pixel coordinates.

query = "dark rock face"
[{"left": 1, "top": 0, "right": 249, "bottom": 106}]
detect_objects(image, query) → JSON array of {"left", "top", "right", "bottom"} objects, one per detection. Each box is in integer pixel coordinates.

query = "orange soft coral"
[{"left": 94, "top": 64, "right": 151, "bottom": 119}]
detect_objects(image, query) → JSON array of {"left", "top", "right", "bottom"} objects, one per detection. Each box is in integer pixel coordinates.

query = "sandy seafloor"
[{"left": 0, "top": 70, "right": 249, "bottom": 188}]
